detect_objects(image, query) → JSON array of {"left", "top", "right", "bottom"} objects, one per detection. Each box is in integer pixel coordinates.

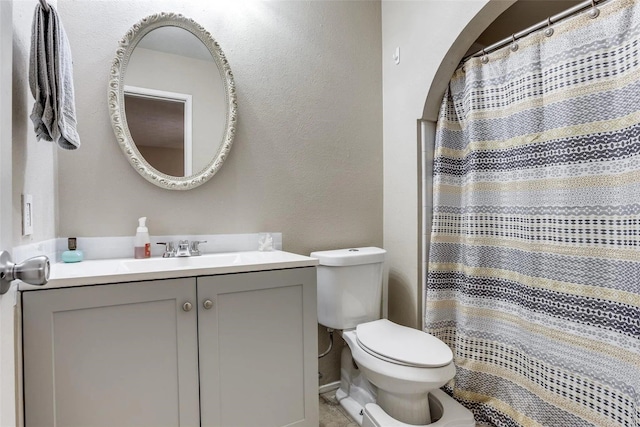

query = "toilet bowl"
[
  {"left": 312, "top": 247, "right": 475, "bottom": 426},
  {"left": 337, "top": 320, "right": 473, "bottom": 426},
  {"left": 350, "top": 320, "right": 455, "bottom": 387}
]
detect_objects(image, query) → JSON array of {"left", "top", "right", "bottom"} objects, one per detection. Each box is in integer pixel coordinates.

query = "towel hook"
[
  {"left": 588, "top": 0, "right": 600, "bottom": 18},
  {"left": 510, "top": 34, "right": 519, "bottom": 52},
  {"left": 544, "top": 17, "right": 554, "bottom": 37},
  {"left": 38, "top": 0, "right": 50, "bottom": 11},
  {"left": 481, "top": 49, "right": 489, "bottom": 64}
]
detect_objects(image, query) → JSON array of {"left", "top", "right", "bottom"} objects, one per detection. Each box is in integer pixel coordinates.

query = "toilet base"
[
  {"left": 335, "top": 341, "right": 377, "bottom": 425},
  {"left": 337, "top": 374, "right": 474, "bottom": 427},
  {"left": 336, "top": 334, "right": 474, "bottom": 426},
  {"left": 362, "top": 389, "right": 475, "bottom": 427},
  {"left": 336, "top": 389, "right": 365, "bottom": 425}
]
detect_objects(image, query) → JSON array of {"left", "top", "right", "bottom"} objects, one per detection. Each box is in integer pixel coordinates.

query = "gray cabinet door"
[
  {"left": 22, "top": 279, "right": 199, "bottom": 427},
  {"left": 197, "top": 267, "right": 318, "bottom": 427}
]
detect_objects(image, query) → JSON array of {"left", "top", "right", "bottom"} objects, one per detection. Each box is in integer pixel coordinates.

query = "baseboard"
[{"left": 319, "top": 381, "right": 340, "bottom": 394}]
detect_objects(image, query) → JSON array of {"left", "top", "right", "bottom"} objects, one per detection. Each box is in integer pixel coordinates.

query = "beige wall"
[
  {"left": 55, "top": 0, "right": 382, "bottom": 386},
  {"left": 381, "top": 0, "right": 514, "bottom": 329},
  {"left": 12, "top": 0, "right": 59, "bottom": 246},
  {"left": 4, "top": 0, "right": 525, "bottom": 396},
  {"left": 57, "top": 0, "right": 383, "bottom": 258},
  {"left": 5, "top": 2, "right": 60, "bottom": 424}
]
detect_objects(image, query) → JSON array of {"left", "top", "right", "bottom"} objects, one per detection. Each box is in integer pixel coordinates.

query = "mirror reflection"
[{"left": 124, "top": 26, "right": 226, "bottom": 178}]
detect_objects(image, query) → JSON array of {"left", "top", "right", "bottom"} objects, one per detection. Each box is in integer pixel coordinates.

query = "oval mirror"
[{"left": 108, "top": 13, "right": 236, "bottom": 190}]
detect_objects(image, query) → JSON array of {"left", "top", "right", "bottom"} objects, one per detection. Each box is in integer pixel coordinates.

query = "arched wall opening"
[
  {"left": 417, "top": 1, "right": 515, "bottom": 329},
  {"left": 382, "top": 0, "right": 516, "bottom": 331},
  {"left": 415, "top": 0, "right": 582, "bottom": 328},
  {"left": 383, "top": 0, "right": 589, "bottom": 329},
  {"left": 422, "top": 0, "right": 582, "bottom": 121}
]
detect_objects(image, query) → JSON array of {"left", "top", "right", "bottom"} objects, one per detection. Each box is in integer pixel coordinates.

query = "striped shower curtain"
[{"left": 425, "top": 0, "right": 640, "bottom": 426}]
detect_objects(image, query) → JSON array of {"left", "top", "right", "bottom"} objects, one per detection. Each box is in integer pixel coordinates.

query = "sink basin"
[{"left": 120, "top": 252, "right": 245, "bottom": 273}]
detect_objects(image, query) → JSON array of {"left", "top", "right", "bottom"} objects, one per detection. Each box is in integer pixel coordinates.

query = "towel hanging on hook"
[
  {"left": 38, "top": 0, "right": 50, "bottom": 12},
  {"left": 29, "top": 0, "right": 82, "bottom": 150}
]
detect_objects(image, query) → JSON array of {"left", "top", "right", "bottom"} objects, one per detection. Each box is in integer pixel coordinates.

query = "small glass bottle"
[{"left": 62, "top": 237, "right": 83, "bottom": 263}]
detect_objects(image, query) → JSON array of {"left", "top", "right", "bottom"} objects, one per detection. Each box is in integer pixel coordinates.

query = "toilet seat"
[{"left": 356, "top": 319, "right": 453, "bottom": 368}]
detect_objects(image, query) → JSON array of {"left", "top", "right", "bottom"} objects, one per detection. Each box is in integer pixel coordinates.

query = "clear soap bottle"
[{"left": 134, "top": 217, "right": 151, "bottom": 259}]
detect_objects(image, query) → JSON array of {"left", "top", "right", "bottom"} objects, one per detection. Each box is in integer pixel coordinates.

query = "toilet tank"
[{"left": 310, "top": 247, "right": 386, "bottom": 330}]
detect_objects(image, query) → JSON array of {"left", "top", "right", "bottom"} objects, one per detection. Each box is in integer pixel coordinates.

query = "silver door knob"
[
  {"left": 203, "top": 299, "right": 213, "bottom": 310},
  {"left": 183, "top": 302, "right": 193, "bottom": 312},
  {"left": 0, "top": 251, "right": 49, "bottom": 295}
]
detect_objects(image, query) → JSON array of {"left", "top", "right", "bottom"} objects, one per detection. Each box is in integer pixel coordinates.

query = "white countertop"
[{"left": 18, "top": 250, "right": 319, "bottom": 291}]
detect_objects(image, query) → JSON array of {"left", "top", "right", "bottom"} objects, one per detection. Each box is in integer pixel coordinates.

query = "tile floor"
[{"left": 319, "top": 390, "right": 358, "bottom": 427}]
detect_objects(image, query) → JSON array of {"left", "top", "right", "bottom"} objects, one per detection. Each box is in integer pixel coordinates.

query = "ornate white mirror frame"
[{"left": 108, "top": 13, "right": 237, "bottom": 190}]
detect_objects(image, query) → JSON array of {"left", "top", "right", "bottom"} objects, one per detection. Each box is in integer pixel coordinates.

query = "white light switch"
[{"left": 22, "top": 194, "right": 33, "bottom": 236}]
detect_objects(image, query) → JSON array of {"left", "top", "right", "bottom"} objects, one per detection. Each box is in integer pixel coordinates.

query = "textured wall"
[
  {"left": 9, "top": 0, "right": 519, "bottom": 392},
  {"left": 5, "top": 3, "right": 59, "bottom": 424},
  {"left": 12, "top": 0, "right": 59, "bottom": 246},
  {"left": 56, "top": 0, "right": 383, "bottom": 262},
  {"left": 7, "top": 0, "right": 517, "bottom": 393},
  {"left": 381, "top": 0, "right": 512, "bottom": 329},
  {"left": 56, "top": 0, "right": 382, "bottom": 386}
]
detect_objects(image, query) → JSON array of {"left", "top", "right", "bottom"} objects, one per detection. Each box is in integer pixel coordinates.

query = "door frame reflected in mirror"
[{"left": 124, "top": 85, "right": 193, "bottom": 176}]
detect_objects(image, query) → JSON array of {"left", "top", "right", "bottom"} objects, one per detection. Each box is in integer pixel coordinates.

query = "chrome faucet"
[
  {"left": 176, "top": 240, "right": 191, "bottom": 257},
  {"left": 190, "top": 240, "right": 207, "bottom": 256},
  {"left": 157, "top": 240, "right": 207, "bottom": 257},
  {"left": 157, "top": 242, "right": 176, "bottom": 258}
]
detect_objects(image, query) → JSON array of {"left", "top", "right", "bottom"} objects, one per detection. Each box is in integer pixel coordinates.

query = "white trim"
[
  {"left": 421, "top": 120, "right": 436, "bottom": 330},
  {"left": 319, "top": 381, "right": 340, "bottom": 395},
  {"left": 0, "top": 0, "right": 11, "bottom": 251},
  {"left": 124, "top": 85, "right": 193, "bottom": 175},
  {"left": 0, "top": 4, "right": 15, "bottom": 427}
]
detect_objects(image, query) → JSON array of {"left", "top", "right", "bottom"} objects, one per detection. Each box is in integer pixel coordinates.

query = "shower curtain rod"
[{"left": 463, "top": 0, "right": 609, "bottom": 62}]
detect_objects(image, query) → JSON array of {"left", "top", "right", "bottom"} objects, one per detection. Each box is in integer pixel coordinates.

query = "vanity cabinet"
[
  {"left": 22, "top": 278, "right": 201, "bottom": 427},
  {"left": 21, "top": 267, "right": 317, "bottom": 427},
  {"left": 197, "top": 268, "right": 318, "bottom": 427}
]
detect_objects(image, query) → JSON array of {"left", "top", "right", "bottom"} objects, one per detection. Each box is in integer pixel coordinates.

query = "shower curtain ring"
[
  {"left": 481, "top": 49, "right": 489, "bottom": 64},
  {"left": 544, "top": 17, "right": 554, "bottom": 37},
  {"left": 588, "top": 0, "right": 600, "bottom": 18},
  {"left": 510, "top": 34, "right": 519, "bottom": 52}
]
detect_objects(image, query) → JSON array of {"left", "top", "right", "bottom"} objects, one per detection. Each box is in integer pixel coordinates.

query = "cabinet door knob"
[
  {"left": 182, "top": 302, "right": 193, "bottom": 312},
  {"left": 203, "top": 299, "right": 213, "bottom": 310}
]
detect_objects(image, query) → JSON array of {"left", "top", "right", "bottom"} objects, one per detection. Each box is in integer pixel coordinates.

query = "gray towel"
[{"left": 29, "top": 3, "right": 80, "bottom": 150}]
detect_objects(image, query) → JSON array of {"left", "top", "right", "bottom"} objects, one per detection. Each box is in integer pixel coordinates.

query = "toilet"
[{"left": 311, "top": 247, "right": 474, "bottom": 427}]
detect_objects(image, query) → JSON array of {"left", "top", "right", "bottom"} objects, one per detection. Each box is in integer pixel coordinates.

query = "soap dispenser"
[{"left": 134, "top": 217, "right": 151, "bottom": 259}]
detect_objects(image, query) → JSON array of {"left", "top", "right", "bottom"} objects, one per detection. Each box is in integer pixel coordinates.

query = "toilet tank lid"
[{"left": 310, "top": 247, "right": 386, "bottom": 266}]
